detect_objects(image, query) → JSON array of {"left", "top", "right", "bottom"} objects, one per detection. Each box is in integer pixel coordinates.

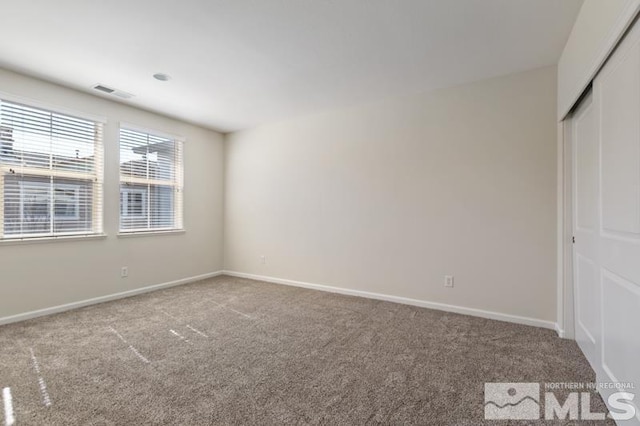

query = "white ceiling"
[{"left": 0, "top": 0, "right": 582, "bottom": 133}]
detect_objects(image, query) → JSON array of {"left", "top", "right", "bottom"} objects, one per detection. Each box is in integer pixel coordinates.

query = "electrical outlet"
[
  {"left": 259, "top": 255, "right": 266, "bottom": 264},
  {"left": 444, "top": 275, "right": 454, "bottom": 288},
  {"left": 121, "top": 266, "right": 129, "bottom": 278}
]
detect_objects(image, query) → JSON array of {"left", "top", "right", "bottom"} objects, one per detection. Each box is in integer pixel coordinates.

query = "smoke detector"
[{"left": 153, "top": 73, "right": 171, "bottom": 82}]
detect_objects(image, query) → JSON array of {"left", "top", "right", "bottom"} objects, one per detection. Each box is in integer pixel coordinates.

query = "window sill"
[
  {"left": 0, "top": 233, "right": 107, "bottom": 246},
  {"left": 117, "top": 229, "right": 185, "bottom": 239}
]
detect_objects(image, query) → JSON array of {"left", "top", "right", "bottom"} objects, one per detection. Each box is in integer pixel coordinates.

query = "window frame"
[
  {"left": 118, "top": 123, "right": 184, "bottom": 235},
  {"left": 0, "top": 93, "right": 105, "bottom": 243}
]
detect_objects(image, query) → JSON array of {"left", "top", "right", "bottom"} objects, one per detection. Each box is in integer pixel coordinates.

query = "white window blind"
[
  {"left": 119, "top": 127, "right": 183, "bottom": 233},
  {"left": 0, "top": 99, "right": 103, "bottom": 240}
]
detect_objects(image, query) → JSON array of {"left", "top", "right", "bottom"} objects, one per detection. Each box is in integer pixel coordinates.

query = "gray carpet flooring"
[{"left": 0, "top": 275, "right": 611, "bottom": 425}]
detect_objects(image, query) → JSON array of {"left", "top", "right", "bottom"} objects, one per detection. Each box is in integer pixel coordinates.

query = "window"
[
  {"left": 0, "top": 99, "right": 103, "bottom": 239},
  {"left": 120, "top": 188, "right": 146, "bottom": 217},
  {"left": 119, "top": 126, "right": 183, "bottom": 233}
]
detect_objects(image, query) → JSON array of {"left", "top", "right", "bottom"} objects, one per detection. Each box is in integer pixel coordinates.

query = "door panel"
[
  {"left": 600, "top": 39, "right": 640, "bottom": 236},
  {"left": 601, "top": 270, "right": 640, "bottom": 387}
]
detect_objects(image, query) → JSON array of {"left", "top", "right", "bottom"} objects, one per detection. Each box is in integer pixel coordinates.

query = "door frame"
[{"left": 556, "top": 116, "right": 575, "bottom": 339}]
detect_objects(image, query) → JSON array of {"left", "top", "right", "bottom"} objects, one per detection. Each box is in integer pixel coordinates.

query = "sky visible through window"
[
  {"left": 6, "top": 128, "right": 157, "bottom": 164},
  {"left": 1, "top": 100, "right": 98, "bottom": 162},
  {"left": 9, "top": 129, "right": 94, "bottom": 159}
]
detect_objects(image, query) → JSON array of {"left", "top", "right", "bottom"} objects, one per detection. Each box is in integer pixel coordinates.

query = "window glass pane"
[
  {"left": 54, "top": 186, "right": 79, "bottom": 219},
  {"left": 3, "top": 178, "right": 50, "bottom": 235},
  {"left": 20, "top": 181, "right": 50, "bottom": 233},
  {"left": 150, "top": 185, "right": 174, "bottom": 229},
  {"left": 119, "top": 184, "right": 149, "bottom": 230},
  {"left": 127, "top": 192, "right": 144, "bottom": 216},
  {"left": 52, "top": 179, "right": 92, "bottom": 234}
]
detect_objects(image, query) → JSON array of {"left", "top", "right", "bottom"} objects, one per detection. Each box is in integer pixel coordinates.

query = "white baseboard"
[
  {"left": 224, "top": 270, "right": 559, "bottom": 332},
  {"left": 2, "top": 269, "right": 562, "bottom": 335},
  {"left": 555, "top": 323, "right": 566, "bottom": 338},
  {"left": 0, "top": 271, "right": 224, "bottom": 326}
]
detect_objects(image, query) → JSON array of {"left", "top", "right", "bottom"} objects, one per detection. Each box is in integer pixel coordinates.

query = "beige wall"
[
  {"left": 225, "top": 66, "right": 558, "bottom": 322},
  {"left": 0, "top": 69, "right": 225, "bottom": 319},
  {"left": 0, "top": 65, "right": 558, "bottom": 324}
]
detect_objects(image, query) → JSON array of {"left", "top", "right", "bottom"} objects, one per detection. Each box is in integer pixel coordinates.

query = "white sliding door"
[{"left": 572, "top": 16, "right": 640, "bottom": 424}]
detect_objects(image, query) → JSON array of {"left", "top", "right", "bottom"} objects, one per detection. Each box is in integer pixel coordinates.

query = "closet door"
[
  {"left": 572, "top": 90, "right": 600, "bottom": 371},
  {"left": 574, "top": 15, "right": 640, "bottom": 421}
]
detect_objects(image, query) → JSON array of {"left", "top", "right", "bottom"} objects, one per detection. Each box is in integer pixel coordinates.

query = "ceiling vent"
[{"left": 92, "top": 84, "right": 134, "bottom": 99}]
